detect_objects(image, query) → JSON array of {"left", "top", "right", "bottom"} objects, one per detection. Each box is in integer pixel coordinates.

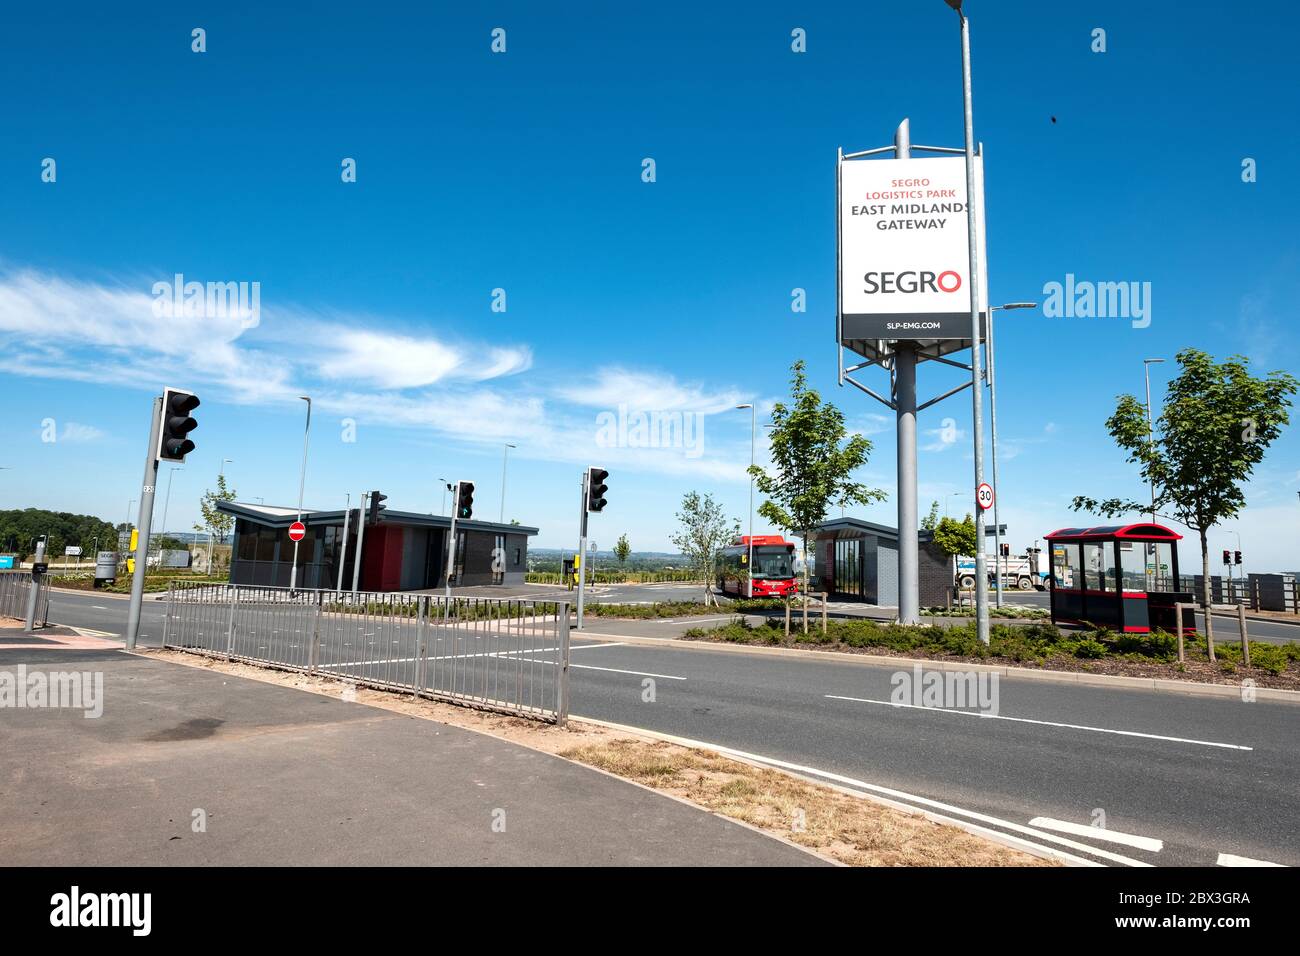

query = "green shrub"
[{"left": 1073, "top": 638, "right": 1107, "bottom": 659}]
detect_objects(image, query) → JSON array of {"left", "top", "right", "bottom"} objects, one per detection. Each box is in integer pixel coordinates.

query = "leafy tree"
[
  {"left": 921, "top": 500, "right": 941, "bottom": 532},
  {"left": 933, "top": 513, "right": 978, "bottom": 591},
  {"left": 748, "top": 360, "right": 886, "bottom": 623},
  {"left": 670, "top": 492, "right": 739, "bottom": 601},
  {"left": 1071, "top": 349, "right": 1298, "bottom": 639},
  {"left": 196, "top": 473, "right": 238, "bottom": 545},
  {"left": 614, "top": 533, "right": 632, "bottom": 567},
  {"left": 0, "top": 509, "right": 118, "bottom": 561}
]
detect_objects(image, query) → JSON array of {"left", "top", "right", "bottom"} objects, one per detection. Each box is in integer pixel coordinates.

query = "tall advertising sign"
[{"left": 838, "top": 155, "right": 988, "bottom": 350}]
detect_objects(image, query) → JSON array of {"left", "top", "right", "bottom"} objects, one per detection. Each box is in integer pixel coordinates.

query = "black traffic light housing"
[
  {"left": 157, "top": 388, "right": 200, "bottom": 462},
  {"left": 999, "top": 543, "right": 1010, "bottom": 558},
  {"left": 368, "top": 490, "right": 387, "bottom": 525},
  {"left": 455, "top": 481, "right": 475, "bottom": 520},
  {"left": 1235, "top": 550, "right": 1242, "bottom": 565},
  {"left": 1222, "top": 550, "right": 1231, "bottom": 565},
  {"left": 586, "top": 467, "right": 609, "bottom": 513}
]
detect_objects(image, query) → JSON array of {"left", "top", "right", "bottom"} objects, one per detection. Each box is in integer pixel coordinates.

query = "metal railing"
[
  {"left": 162, "top": 582, "right": 571, "bottom": 725},
  {"left": 0, "top": 570, "right": 49, "bottom": 626}
]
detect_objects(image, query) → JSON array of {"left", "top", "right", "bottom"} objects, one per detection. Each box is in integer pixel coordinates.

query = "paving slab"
[{"left": 0, "top": 648, "right": 823, "bottom": 866}]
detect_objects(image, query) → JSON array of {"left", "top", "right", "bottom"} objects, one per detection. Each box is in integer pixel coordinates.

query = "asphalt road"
[{"left": 43, "top": 586, "right": 1300, "bottom": 867}]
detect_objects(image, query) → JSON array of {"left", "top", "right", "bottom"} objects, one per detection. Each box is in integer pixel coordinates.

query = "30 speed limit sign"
[{"left": 976, "top": 483, "right": 994, "bottom": 511}]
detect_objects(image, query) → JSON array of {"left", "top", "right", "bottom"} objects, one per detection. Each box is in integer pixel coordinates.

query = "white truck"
[{"left": 955, "top": 550, "right": 1049, "bottom": 591}]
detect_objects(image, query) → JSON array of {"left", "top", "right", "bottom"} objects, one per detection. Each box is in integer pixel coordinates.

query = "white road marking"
[
  {"left": 1216, "top": 852, "right": 1284, "bottom": 867},
  {"left": 572, "top": 717, "right": 1140, "bottom": 867},
  {"left": 825, "top": 695, "right": 1253, "bottom": 751},
  {"left": 1028, "top": 817, "right": 1163, "bottom": 852},
  {"left": 90, "top": 605, "right": 109, "bottom": 610},
  {"left": 569, "top": 662, "right": 686, "bottom": 680}
]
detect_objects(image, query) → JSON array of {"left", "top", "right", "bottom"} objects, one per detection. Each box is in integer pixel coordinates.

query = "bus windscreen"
[{"left": 751, "top": 546, "right": 794, "bottom": 579}]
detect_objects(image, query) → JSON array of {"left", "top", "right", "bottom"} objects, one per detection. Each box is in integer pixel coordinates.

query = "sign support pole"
[
  {"left": 894, "top": 120, "right": 921, "bottom": 626},
  {"left": 958, "top": 9, "right": 991, "bottom": 645},
  {"left": 125, "top": 395, "right": 163, "bottom": 651},
  {"left": 351, "top": 492, "right": 367, "bottom": 594}
]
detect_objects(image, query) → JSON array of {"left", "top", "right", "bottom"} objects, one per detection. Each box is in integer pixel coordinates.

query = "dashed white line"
[
  {"left": 825, "top": 694, "right": 1253, "bottom": 751},
  {"left": 1029, "top": 817, "right": 1163, "bottom": 852},
  {"left": 1216, "top": 852, "right": 1284, "bottom": 867}
]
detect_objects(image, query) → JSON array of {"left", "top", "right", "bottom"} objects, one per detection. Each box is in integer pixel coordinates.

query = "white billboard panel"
[{"left": 838, "top": 155, "right": 987, "bottom": 342}]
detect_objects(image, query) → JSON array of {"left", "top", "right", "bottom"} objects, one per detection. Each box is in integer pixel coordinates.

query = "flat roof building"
[
  {"left": 217, "top": 501, "right": 537, "bottom": 592},
  {"left": 812, "top": 517, "right": 952, "bottom": 608}
]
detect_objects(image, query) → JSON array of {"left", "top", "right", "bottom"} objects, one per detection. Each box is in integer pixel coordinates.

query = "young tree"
[
  {"left": 670, "top": 492, "right": 739, "bottom": 602},
  {"left": 749, "top": 360, "right": 886, "bottom": 626},
  {"left": 1072, "top": 349, "right": 1297, "bottom": 640},
  {"left": 933, "top": 513, "right": 978, "bottom": 596},
  {"left": 196, "top": 473, "right": 238, "bottom": 544},
  {"left": 921, "top": 500, "right": 941, "bottom": 532},
  {"left": 614, "top": 533, "right": 632, "bottom": 567}
]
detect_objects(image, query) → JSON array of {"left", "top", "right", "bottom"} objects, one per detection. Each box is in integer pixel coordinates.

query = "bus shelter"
[{"left": 1045, "top": 523, "right": 1193, "bottom": 634}]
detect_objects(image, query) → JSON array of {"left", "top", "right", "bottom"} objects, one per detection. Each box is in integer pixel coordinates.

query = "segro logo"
[{"left": 864, "top": 270, "right": 963, "bottom": 294}]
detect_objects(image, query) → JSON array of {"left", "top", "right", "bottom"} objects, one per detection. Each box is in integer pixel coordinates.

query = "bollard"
[
  {"left": 784, "top": 599, "right": 791, "bottom": 638},
  {"left": 1238, "top": 602, "right": 1250, "bottom": 667}
]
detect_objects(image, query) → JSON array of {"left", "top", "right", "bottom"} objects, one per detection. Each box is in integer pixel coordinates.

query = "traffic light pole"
[
  {"left": 576, "top": 470, "right": 589, "bottom": 630},
  {"left": 445, "top": 483, "right": 458, "bottom": 599},
  {"left": 125, "top": 395, "right": 163, "bottom": 651},
  {"left": 351, "top": 492, "right": 367, "bottom": 594}
]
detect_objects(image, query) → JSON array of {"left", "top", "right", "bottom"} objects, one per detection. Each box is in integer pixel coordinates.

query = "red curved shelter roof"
[{"left": 1044, "top": 523, "right": 1182, "bottom": 541}]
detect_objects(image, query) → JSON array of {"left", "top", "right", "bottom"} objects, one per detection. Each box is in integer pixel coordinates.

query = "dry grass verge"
[{"left": 139, "top": 647, "right": 1054, "bottom": 868}]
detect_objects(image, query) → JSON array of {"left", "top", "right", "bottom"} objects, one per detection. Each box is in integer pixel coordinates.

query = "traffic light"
[
  {"left": 1000, "top": 543, "right": 1010, "bottom": 558},
  {"left": 1235, "top": 551, "right": 1242, "bottom": 566},
  {"left": 157, "top": 388, "right": 200, "bottom": 462},
  {"left": 368, "top": 490, "right": 387, "bottom": 525},
  {"left": 455, "top": 481, "right": 475, "bottom": 520},
  {"left": 1222, "top": 550, "right": 1231, "bottom": 565},
  {"left": 586, "top": 467, "right": 609, "bottom": 513}
]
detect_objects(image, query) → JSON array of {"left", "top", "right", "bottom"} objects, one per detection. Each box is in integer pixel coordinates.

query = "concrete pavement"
[{"left": 0, "top": 645, "right": 823, "bottom": 866}]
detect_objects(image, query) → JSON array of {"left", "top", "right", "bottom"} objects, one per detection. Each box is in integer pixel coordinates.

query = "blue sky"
[{"left": 1, "top": 1, "right": 1298, "bottom": 570}]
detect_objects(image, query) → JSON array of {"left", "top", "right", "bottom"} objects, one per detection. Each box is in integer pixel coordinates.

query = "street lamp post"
[
  {"left": 439, "top": 478, "right": 449, "bottom": 516},
  {"left": 986, "top": 301, "right": 1037, "bottom": 607},
  {"left": 946, "top": 0, "right": 991, "bottom": 644},
  {"left": 736, "top": 404, "right": 756, "bottom": 597},
  {"left": 500, "top": 444, "right": 516, "bottom": 523},
  {"left": 289, "top": 397, "right": 312, "bottom": 591},
  {"left": 1143, "top": 358, "right": 1165, "bottom": 524}
]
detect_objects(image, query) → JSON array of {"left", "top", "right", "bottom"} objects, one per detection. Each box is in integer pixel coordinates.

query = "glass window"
[
  {"left": 1102, "top": 543, "right": 1120, "bottom": 593},
  {"left": 752, "top": 546, "right": 794, "bottom": 580},
  {"left": 256, "top": 527, "right": 276, "bottom": 562},
  {"left": 834, "top": 539, "right": 860, "bottom": 596},
  {"left": 1119, "top": 541, "right": 1147, "bottom": 593},
  {"left": 1083, "top": 543, "right": 1106, "bottom": 591},
  {"left": 237, "top": 520, "right": 257, "bottom": 561},
  {"left": 1051, "top": 543, "right": 1080, "bottom": 589}
]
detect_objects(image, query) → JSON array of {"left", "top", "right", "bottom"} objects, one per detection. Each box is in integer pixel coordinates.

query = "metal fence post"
[
  {"left": 556, "top": 601, "right": 571, "bottom": 727},
  {"left": 162, "top": 581, "right": 175, "bottom": 647},
  {"left": 308, "top": 590, "right": 322, "bottom": 675},
  {"left": 225, "top": 585, "right": 237, "bottom": 661},
  {"left": 414, "top": 595, "right": 429, "bottom": 698}
]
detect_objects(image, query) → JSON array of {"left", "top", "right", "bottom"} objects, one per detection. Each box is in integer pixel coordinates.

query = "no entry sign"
[{"left": 288, "top": 521, "right": 306, "bottom": 541}]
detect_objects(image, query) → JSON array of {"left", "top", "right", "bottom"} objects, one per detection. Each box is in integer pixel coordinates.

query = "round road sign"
[
  {"left": 288, "top": 521, "right": 307, "bottom": 541},
  {"left": 976, "top": 483, "right": 994, "bottom": 511}
]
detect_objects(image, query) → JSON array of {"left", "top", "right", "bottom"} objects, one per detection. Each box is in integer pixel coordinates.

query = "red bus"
[{"left": 715, "top": 535, "right": 798, "bottom": 598}]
